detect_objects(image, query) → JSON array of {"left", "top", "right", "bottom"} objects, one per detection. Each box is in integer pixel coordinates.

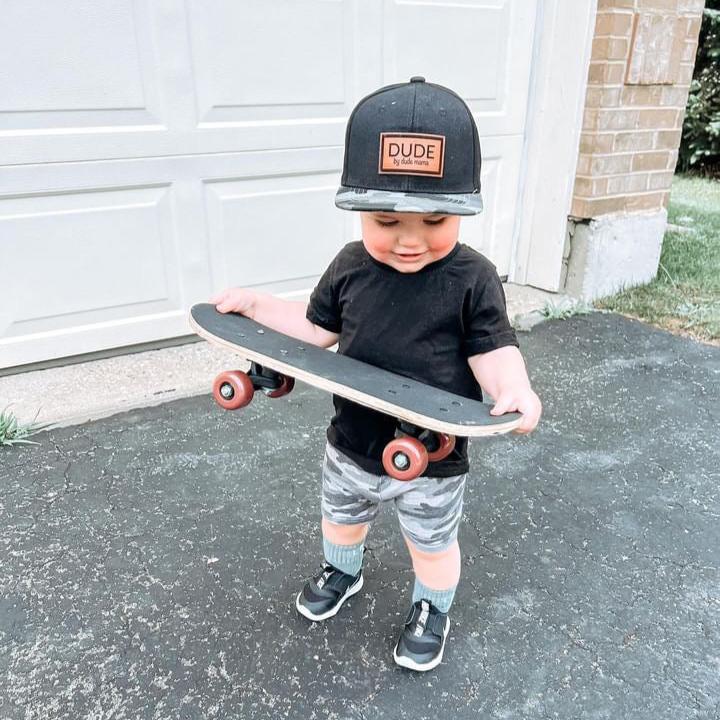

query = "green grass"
[
  {"left": 0, "top": 407, "right": 51, "bottom": 447},
  {"left": 596, "top": 174, "right": 720, "bottom": 343},
  {"left": 541, "top": 300, "right": 594, "bottom": 320}
]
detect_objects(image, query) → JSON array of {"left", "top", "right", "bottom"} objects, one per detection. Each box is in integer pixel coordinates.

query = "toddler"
[{"left": 211, "top": 77, "right": 541, "bottom": 672}]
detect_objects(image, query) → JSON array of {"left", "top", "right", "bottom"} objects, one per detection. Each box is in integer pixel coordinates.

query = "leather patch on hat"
[{"left": 378, "top": 133, "right": 445, "bottom": 177}]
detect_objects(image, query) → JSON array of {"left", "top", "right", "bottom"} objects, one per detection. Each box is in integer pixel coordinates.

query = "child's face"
[{"left": 360, "top": 211, "right": 460, "bottom": 273}]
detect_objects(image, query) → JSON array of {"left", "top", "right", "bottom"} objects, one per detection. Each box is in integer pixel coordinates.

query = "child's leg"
[
  {"left": 322, "top": 517, "right": 369, "bottom": 545},
  {"left": 320, "top": 441, "right": 381, "bottom": 576},
  {"left": 322, "top": 517, "right": 369, "bottom": 575},
  {"left": 393, "top": 533, "right": 460, "bottom": 671},
  {"left": 321, "top": 517, "right": 369, "bottom": 576},
  {"left": 296, "top": 444, "right": 378, "bottom": 621},
  {"left": 403, "top": 535, "right": 460, "bottom": 612},
  {"left": 402, "top": 535, "right": 461, "bottom": 590},
  {"left": 394, "top": 472, "right": 467, "bottom": 613}
]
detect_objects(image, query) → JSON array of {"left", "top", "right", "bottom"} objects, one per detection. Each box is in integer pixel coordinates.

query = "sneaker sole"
[
  {"left": 295, "top": 573, "right": 364, "bottom": 622},
  {"left": 393, "top": 616, "right": 450, "bottom": 672}
]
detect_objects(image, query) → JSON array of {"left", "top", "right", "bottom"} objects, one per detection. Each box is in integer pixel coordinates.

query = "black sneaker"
[
  {"left": 393, "top": 599, "right": 450, "bottom": 671},
  {"left": 295, "top": 562, "right": 364, "bottom": 622}
]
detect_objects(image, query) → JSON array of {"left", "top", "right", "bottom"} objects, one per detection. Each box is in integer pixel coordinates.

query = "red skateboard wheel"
[
  {"left": 263, "top": 374, "right": 295, "bottom": 398},
  {"left": 212, "top": 370, "right": 255, "bottom": 410},
  {"left": 427, "top": 433, "right": 456, "bottom": 462},
  {"left": 382, "top": 437, "right": 428, "bottom": 481}
]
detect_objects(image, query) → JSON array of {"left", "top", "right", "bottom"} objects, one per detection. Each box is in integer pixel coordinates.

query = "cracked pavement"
[{"left": 1, "top": 312, "right": 719, "bottom": 719}]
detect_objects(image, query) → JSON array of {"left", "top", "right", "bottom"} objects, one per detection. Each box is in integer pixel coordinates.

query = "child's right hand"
[{"left": 209, "top": 287, "right": 256, "bottom": 317}]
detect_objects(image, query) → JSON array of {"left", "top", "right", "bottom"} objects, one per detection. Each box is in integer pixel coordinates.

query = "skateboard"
[{"left": 189, "top": 303, "right": 522, "bottom": 481}]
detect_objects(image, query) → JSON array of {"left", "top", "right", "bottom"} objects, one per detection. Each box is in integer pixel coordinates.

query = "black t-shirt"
[{"left": 306, "top": 241, "right": 519, "bottom": 477}]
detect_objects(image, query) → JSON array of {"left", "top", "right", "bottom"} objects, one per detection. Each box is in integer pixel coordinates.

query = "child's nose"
[{"left": 397, "top": 232, "right": 425, "bottom": 248}]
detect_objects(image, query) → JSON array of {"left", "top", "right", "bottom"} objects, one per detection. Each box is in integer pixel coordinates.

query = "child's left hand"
[
  {"left": 489, "top": 386, "right": 542, "bottom": 434},
  {"left": 468, "top": 346, "right": 542, "bottom": 435}
]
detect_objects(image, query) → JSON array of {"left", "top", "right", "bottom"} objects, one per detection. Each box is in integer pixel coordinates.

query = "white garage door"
[{"left": 0, "top": 0, "right": 537, "bottom": 369}]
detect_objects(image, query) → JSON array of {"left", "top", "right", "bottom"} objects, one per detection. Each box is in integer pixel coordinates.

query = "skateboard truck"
[
  {"left": 212, "top": 362, "right": 295, "bottom": 410},
  {"left": 192, "top": 305, "right": 522, "bottom": 484},
  {"left": 212, "top": 369, "right": 454, "bottom": 481},
  {"left": 382, "top": 422, "right": 456, "bottom": 481}
]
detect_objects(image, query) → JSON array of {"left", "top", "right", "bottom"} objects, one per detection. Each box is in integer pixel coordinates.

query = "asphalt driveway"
[{"left": 1, "top": 312, "right": 718, "bottom": 719}]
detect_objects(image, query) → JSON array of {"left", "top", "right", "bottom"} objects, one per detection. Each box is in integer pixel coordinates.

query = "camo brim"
[{"left": 334, "top": 186, "right": 483, "bottom": 216}]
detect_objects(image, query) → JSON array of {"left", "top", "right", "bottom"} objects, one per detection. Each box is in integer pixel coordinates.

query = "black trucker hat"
[{"left": 335, "top": 76, "right": 483, "bottom": 216}]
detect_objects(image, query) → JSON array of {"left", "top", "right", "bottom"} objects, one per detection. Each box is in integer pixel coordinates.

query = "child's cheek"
[
  {"left": 429, "top": 218, "right": 461, "bottom": 253},
  {"left": 428, "top": 233, "right": 458, "bottom": 254},
  {"left": 362, "top": 235, "right": 393, "bottom": 261},
  {"left": 371, "top": 234, "right": 396, "bottom": 254}
]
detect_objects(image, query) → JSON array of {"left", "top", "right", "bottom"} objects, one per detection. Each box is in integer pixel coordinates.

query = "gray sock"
[
  {"left": 412, "top": 578, "right": 457, "bottom": 613},
  {"left": 323, "top": 537, "right": 364, "bottom": 576}
]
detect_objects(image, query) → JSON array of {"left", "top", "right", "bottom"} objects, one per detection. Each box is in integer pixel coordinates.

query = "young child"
[{"left": 210, "top": 77, "right": 541, "bottom": 672}]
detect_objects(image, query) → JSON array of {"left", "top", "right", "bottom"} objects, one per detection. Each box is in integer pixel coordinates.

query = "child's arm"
[
  {"left": 468, "top": 346, "right": 542, "bottom": 434},
  {"left": 210, "top": 288, "right": 339, "bottom": 349}
]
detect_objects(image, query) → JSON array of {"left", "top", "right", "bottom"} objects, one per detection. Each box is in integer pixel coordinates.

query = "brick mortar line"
[
  {"left": 585, "top": 84, "right": 694, "bottom": 90},
  {"left": 575, "top": 169, "right": 676, "bottom": 179},
  {"left": 572, "top": 189, "right": 670, "bottom": 199},
  {"left": 595, "top": 10, "right": 700, "bottom": 15},
  {"left": 590, "top": 61, "right": 697, "bottom": 66},
  {"left": 583, "top": 108, "right": 686, "bottom": 115},
  {"left": 584, "top": 106, "right": 689, "bottom": 110},
  {"left": 584, "top": 95, "right": 692, "bottom": 102},
  {"left": 583, "top": 120, "right": 684, "bottom": 131},
  {"left": 575, "top": 151, "right": 678, "bottom": 158}
]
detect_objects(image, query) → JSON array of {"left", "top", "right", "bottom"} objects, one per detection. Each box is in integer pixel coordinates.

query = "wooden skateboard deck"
[{"left": 189, "top": 303, "right": 522, "bottom": 479}]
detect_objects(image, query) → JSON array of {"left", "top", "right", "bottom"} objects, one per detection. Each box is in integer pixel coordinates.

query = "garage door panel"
[
  {"left": 479, "top": 136, "right": 524, "bottom": 276},
  {"left": 0, "top": 185, "right": 180, "bottom": 339},
  {"left": 188, "top": 0, "right": 348, "bottom": 122},
  {"left": 385, "top": 0, "right": 535, "bottom": 134},
  {"left": 205, "top": 173, "right": 347, "bottom": 291},
  {"left": 0, "top": 311, "right": 190, "bottom": 368},
  {"left": 0, "top": 0, "right": 164, "bottom": 132},
  {"left": 386, "top": 0, "right": 507, "bottom": 106},
  {"left": 454, "top": 135, "right": 523, "bottom": 277}
]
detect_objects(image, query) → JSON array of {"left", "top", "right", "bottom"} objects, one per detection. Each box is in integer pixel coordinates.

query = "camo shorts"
[{"left": 320, "top": 441, "right": 467, "bottom": 553}]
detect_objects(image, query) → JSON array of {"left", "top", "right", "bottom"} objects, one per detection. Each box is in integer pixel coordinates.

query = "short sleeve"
[
  {"left": 306, "top": 256, "right": 342, "bottom": 333},
  {"left": 463, "top": 269, "right": 519, "bottom": 356}
]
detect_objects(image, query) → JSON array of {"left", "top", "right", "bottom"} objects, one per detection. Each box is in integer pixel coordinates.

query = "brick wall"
[{"left": 571, "top": 0, "right": 705, "bottom": 218}]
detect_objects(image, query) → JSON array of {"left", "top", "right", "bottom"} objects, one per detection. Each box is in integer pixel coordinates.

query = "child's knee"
[
  {"left": 405, "top": 536, "right": 459, "bottom": 562},
  {"left": 404, "top": 537, "right": 461, "bottom": 588},
  {"left": 322, "top": 516, "right": 369, "bottom": 545}
]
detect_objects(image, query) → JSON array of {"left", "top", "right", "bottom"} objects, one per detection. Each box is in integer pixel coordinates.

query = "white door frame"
[{"left": 510, "top": 0, "right": 597, "bottom": 290}]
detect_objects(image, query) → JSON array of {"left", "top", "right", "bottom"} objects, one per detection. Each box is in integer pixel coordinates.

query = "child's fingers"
[
  {"left": 215, "top": 299, "right": 235, "bottom": 314},
  {"left": 490, "top": 392, "right": 515, "bottom": 416},
  {"left": 515, "top": 415, "right": 534, "bottom": 434},
  {"left": 211, "top": 291, "right": 237, "bottom": 313},
  {"left": 514, "top": 397, "right": 541, "bottom": 434}
]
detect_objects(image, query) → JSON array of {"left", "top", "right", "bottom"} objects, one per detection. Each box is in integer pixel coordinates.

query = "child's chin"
[
  {"left": 393, "top": 263, "right": 423, "bottom": 273},
  {"left": 389, "top": 254, "right": 428, "bottom": 272}
]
